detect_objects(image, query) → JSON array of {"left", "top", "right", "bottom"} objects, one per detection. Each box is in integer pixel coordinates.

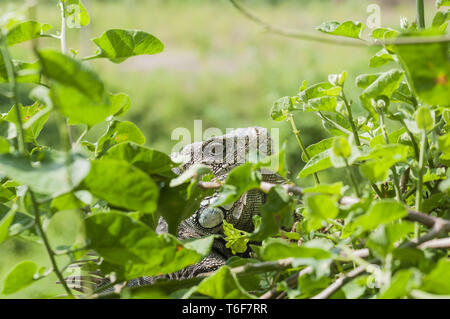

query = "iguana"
[{"left": 78, "top": 127, "right": 284, "bottom": 291}]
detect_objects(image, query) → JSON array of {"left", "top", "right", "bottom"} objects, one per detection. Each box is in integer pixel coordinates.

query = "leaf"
[
  {"left": 303, "top": 182, "right": 343, "bottom": 195},
  {"left": 298, "top": 150, "right": 332, "bottom": 178},
  {"left": 301, "top": 138, "right": 334, "bottom": 162},
  {"left": 379, "top": 269, "right": 421, "bottom": 299},
  {"left": 83, "top": 159, "right": 159, "bottom": 213},
  {"left": 0, "top": 207, "right": 17, "bottom": 245},
  {"left": 5, "top": 103, "right": 49, "bottom": 144},
  {"left": 169, "top": 164, "right": 210, "bottom": 187},
  {"left": 196, "top": 266, "right": 254, "bottom": 299},
  {"left": 304, "top": 194, "right": 338, "bottom": 231},
  {"left": 96, "top": 120, "right": 146, "bottom": 156},
  {"left": 63, "top": 0, "right": 90, "bottom": 28},
  {"left": 250, "top": 186, "right": 294, "bottom": 241},
  {"left": 46, "top": 210, "right": 86, "bottom": 251},
  {"left": 0, "top": 53, "right": 40, "bottom": 84},
  {"left": 2, "top": 261, "right": 37, "bottom": 295},
  {"left": 305, "top": 96, "right": 338, "bottom": 112},
  {"left": 353, "top": 200, "right": 408, "bottom": 232},
  {"left": 394, "top": 30, "right": 450, "bottom": 107},
  {"left": 7, "top": 21, "right": 52, "bottom": 46},
  {"left": 51, "top": 87, "right": 131, "bottom": 126},
  {"left": 438, "top": 133, "right": 450, "bottom": 153},
  {"left": 223, "top": 220, "right": 249, "bottom": 254},
  {"left": 158, "top": 183, "right": 213, "bottom": 235},
  {"left": 359, "top": 69, "right": 404, "bottom": 118},
  {"left": 38, "top": 50, "right": 105, "bottom": 101},
  {"left": 213, "top": 163, "right": 260, "bottom": 207},
  {"left": 370, "top": 28, "right": 399, "bottom": 40},
  {"left": 367, "top": 222, "right": 415, "bottom": 257},
  {"left": 437, "top": 0, "right": 450, "bottom": 8},
  {"left": 85, "top": 212, "right": 213, "bottom": 278},
  {"left": 0, "top": 151, "right": 90, "bottom": 197},
  {"left": 92, "top": 29, "right": 164, "bottom": 63},
  {"left": 421, "top": 258, "right": 450, "bottom": 294},
  {"left": 270, "top": 96, "right": 297, "bottom": 121},
  {"left": 332, "top": 136, "right": 351, "bottom": 158},
  {"left": 103, "top": 142, "right": 177, "bottom": 178},
  {"left": 415, "top": 107, "right": 435, "bottom": 131},
  {"left": 316, "top": 21, "right": 365, "bottom": 39},
  {"left": 369, "top": 127, "right": 406, "bottom": 148},
  {"left": 359, "top": 144, "right": 409, "bottom": 182},
  {"left": 369, "top": 48, "right": 396, "bottom": 68}
]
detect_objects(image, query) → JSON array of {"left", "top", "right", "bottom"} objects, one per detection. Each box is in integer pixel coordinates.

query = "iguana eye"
[{"left": 198, "top": 207, "right": 224, "bottom": 229}]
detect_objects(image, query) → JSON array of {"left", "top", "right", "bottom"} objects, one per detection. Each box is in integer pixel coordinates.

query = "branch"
[
  {"left": 418, "top": 237, "right": 450, "bottom": 250},
  {"left": 228, "top": 0, "right": 450, "bottom": 47},
  {"left": 311, "top": 265, "right": 366, "bottom": 299}
]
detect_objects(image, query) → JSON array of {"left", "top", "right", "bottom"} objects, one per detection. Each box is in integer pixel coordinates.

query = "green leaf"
[
  {"left": 50, "top": 192, "right": 85, "bottom": 213},
  {"left": 5, "top": 103, "right": 49, "bottom": 144},
  {"left": 353, "top": 200, "right": 408, "bottom": 232},
  {"left": 432, "top": 10, "right": 450, "bottom": 29},
  {"left": 421, "top": 258, "right": 450, "bottom": 294},
  {"left": 359, "top": 69, "right": 404, "bottom": 118},
  {"left": 270, "top": 96, "right": 297, "bottom": 121},
  {"left": 7, "top": 21, "right": 52, "bottom": 46},
  {"left": 213, "top": 163, "right": 260, "bottom": 207},
  {"left": 2, "top": 261, "right": 37, "bottom": 295},
  {"left": 415, "top": 107, "right": 435, "bottom": 131},
  {"left": 301, "top": 138, "right": 334, "bottom": 162},
  {"left": 223, "top": 220, "right": 249, "bottom": 254},
  {"left": 367, "top": 222, "right": 415, "bottom": 257},
  {"left": 85, "top": 212, "right": 212, "bottom": 278},
  {"left": 96, "top": 120, "right": 146, "bottom": 156},
  {"left": 0, "top": 151, "right": 90, "bottom": 197},
  {"left": 46, "top": 210, "right": 86, "bottom": 251},
  {"left": 305, "top": 96, "right": 338, "bottom": 112},
  {"left": 51, "top": 87, "right": 131, "bottom": 126},
  {"left": 63, "top": 0, "right": 90, "bottom": 28},
  {"left": 298, "top": 150, "right": 332, "bottom": 178},
  {"left": 250, "top": 186, "right": 294, "bottom": 241},
  {"left": 0, "top": 54, "right": 40, "bottom": 84},
  {"left": 169, "top": 164, "right": 210, "bottom": 187},
  {"left": 303, "top": 182, "right": 343, "bottom": 195},
  {"left": 196, "top": 266, "right": 254, "bottom": 299},
  {"left": 158, "top": 183, "right": 214, "bottom": 235},
  {"left": 260, "top": 239, "right": 332, "bottom": 264},
  {"left": 332, "top": 136, "right": 351, "bottom": 158},
  {"left": 38, "top": 50, "right": 105, "bottom": 101},
  {"left": 304, "top": 194, "right": 338, "bottom": 231},
  {"left": 359, "top": 144, "right": 409, "bottom": 182},
  {"left": 438, "top": 133, "right": 450, "bottom": 153},
  {"left": 0, "top": 184, "right": 15, "bottom": 202},
  {"left": 0, "top": 207, "right": 17, "bottom": 245},
  {"left": 379, "top": 269, "right": 421, "bottom": 299},
  {"left": 394, "top": 30, "right": 450, "bottom": 107},
  {"left": 316, "top": 21, "right": 365, "bottom": 39},
  {"left": 103, "top": 142, "right": 177, "bottom": 178},
  {"left": 369, "top": 48, "right": 396, "bottom": 68},
  {"left": 369, "top": 127, "right": 406, "bottom": 148},
  {"left": 437, "top": 0, "right": 450, "bottom": 8},
  {"left": 92, "top": 29, "right": 164, "bottom": 63},
  {"left": 370, "top": 28, "right": 399, "bottom": 40},
  {"left": 83, "top": 159, "right": 158, "bottom": 213}
]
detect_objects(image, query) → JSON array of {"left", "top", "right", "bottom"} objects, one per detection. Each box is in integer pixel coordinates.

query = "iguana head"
[{"left": 170, "top": 127, "right": 283, "bottom": 239}]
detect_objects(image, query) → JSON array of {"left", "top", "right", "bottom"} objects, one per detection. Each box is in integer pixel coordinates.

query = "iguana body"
[{"left": 98, "top": 127, "right": 282, "bottom": 289}]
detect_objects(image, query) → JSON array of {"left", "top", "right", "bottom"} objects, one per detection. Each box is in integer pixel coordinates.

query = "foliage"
[{"left": 0, "top": 0, "right": 448, "bottom": 300}]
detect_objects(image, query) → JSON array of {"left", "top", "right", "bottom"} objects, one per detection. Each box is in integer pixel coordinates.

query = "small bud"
[{"left": 332, "top": 136, "right": 351, "bottom": 159}]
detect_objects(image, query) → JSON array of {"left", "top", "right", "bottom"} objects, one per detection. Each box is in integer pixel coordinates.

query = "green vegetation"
[{"left": 0, "top": 0, "right": 448, "bottom": 299}]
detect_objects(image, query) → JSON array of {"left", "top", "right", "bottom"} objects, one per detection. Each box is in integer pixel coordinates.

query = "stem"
[
  {"left": 29, "top": 190, "right": 74, "bottom": 298},
  {"left": 415, "top": 130, "right": 426, "bottom": 239},
  {"left": 289, "top": 115, "right": 320, "bottom": 184},
  {"left": 400, "top": 119, "right": 420, "bottom": 161},
  {"left": 344, "top": 157, "right": 361, "bottom": 197},
  {"left": 416, "top": 0, "right": 426, "bottom": 30},
  {"left": 317, "top": 111, "right": 352, "bottom": 135},
  {"left": 59, "top": 1, "right": 67, "bottom": 54},
  {"left": 0, "top": 34, "right": 26, "bottom": 154},
  {"left": 377, "top": 109, "right": 402, "bottom": 202},
  {"left": 341, "top": 91, "right": 360, "bottom": 146}
]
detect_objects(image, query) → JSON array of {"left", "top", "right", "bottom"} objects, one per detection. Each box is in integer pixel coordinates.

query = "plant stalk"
[
  {"left": 341, "top": 91, "right": 361, "bottom": 146},
  {"left": 416, "top": 0, "right": 426, "bottom": 30},
  {"left": 29, "top": 190, "right": 74, "bottom": 298},
  {"left": 344, "top": 157, "right": 361, "bottom": 197},
  {"left": 289, "top": 115, "right": 320, "bottom": 184},
  {"left": 0, "top": 34, "right": 26, "bottom": 154},
  {"left": 415, "top": 130, "right": 427, "bottom": 239},
  {"left": 377, "top": 109, "right": 402, "bottom": 202}
]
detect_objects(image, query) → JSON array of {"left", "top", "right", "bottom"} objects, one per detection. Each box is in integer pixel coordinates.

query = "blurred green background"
[
  {"left": 0, "top": 0, "right": 441, "bottom": 298},
  {"left": 0, "top": 0, "right": 436, "bottom": 186}
]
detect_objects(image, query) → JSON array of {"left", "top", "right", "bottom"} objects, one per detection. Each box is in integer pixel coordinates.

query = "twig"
[
  {"left": 228, "top": 0, "right": 450, "bottom": 47},
  {"left": 311, "top": 265, "right": 366, "bottom": 299},
  {"left": 418, "top": 237, "right": 450, "bottom": 250}
]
